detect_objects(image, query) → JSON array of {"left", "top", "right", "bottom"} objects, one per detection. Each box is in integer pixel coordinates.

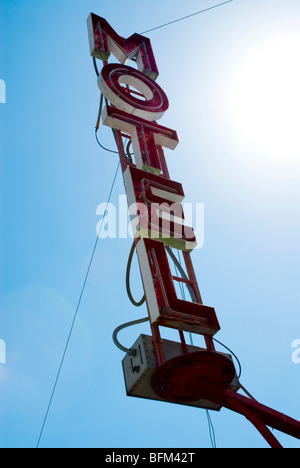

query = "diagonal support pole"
[
  {"left": 223, "top": 389, "right": 300, "bottom": 442},
  {"left": 193, "top": 381, "right": 300, "bottom": 447},
  {"left": 226, "top": 396, "right": 283, "bottom": 448}
]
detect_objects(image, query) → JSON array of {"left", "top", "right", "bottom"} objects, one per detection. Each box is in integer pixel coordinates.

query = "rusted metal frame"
[
  {"left": 172, "top": 275, "right": 195, "bottom": 286},
  {"left": 151, "top": 323, "right": 166, "bottom": 367},
  {"left": 157, "top": 146, "right": 170, "bottom": 179},
  {"left": 178, "top": 330, "right": 188, "bottom": 354},
  {"left": 172, "top": 272, "right": 205, "bottom": 353},
  {"left": 182, "top": 251, "right": 215, "bottom": 352},
  {"left": 101, "top": 58, "right": 212, "bottom": 360},
  {"left": 182, "top": 251, "right": 203, "bottom": 304},
  {"left": 105, "top": 64, "right": 168, "bottom": 367}
]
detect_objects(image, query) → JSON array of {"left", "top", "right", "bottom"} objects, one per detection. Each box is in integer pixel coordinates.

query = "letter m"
[{"left": 87, "top": 13, "right": 159, "bottom": 80}]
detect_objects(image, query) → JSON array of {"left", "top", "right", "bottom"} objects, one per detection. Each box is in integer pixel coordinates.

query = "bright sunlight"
[{"left": 229, "top": 32, "right": 300, "bottom": 164}]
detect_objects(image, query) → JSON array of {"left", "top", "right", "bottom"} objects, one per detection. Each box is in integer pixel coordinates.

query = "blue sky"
[{"left": 1, "top": 0, "right": 299, "bottom": 448}]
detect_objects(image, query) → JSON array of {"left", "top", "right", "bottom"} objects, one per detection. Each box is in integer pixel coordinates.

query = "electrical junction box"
[{"left": 122, "top": 334, "right": 240, "bottom": 411}]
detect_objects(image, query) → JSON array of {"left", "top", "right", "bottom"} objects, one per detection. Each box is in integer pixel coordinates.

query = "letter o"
[{"left": 98, "top": 63, "right": 169, "bottom": 121}]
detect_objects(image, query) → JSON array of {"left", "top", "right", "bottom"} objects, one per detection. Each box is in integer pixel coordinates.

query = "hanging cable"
[
  {"left": 239, "top": 383, "right": 258, "bottom": 402},
  {"left": 93, "top": 56, "right": 132, "bottom": 160},
  {"left": 206, "top": 410, "right": 217, "bottom": 448},
  {"left": 112, "top": 241, "right": 147, "bottom": 354},
  {"left": 125, "top": 139, "right": 133, "bottom": 163},
  {"left": 36, "top": 160, "right": 120, "bottom": 448},
  {"left": 126, "top": 241, "right": 146, "bottom": 307},
  {"left": 93, "top": 56, "right": 100, "bottom": 77},
  {"left": 112, "top": 316, "right": 149, "bottom": 354},
  {"left": 94, "top": 89, "right": 134, "bottom": 158},
  {"left": 212, "top": 337, "right": 242, "bottom": 379},
  {"left": 140, "top": 1, "right": 233, "bottom": 34},
  {"left": 95, "top": 92, "right": 120, "bottom": 155},
  {"left": 95, "top": 128, "right": 121, "bottom": 155}
]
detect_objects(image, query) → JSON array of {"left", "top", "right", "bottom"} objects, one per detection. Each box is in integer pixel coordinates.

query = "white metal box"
[{"left": 122, "top": 334, "right": 240, "bottom": 411}]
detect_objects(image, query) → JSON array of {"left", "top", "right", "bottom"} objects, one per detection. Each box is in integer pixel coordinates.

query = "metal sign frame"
[{"left": 87, "top": 13, "right": 300, "bottom": 448}]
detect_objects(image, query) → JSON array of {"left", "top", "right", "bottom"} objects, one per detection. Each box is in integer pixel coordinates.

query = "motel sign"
[{"left": 87, "top": 13, "right": 300, "bottom": 448}]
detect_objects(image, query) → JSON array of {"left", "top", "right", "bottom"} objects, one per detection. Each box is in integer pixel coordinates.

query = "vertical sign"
[{"left": 87, "top": 13, "right": 220, "bottom": 339}]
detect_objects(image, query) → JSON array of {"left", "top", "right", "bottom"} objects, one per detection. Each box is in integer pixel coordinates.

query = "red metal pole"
[
  {"left": 182, "top": 251, "right": 215, "bottom": 352},
  {"left": 227, "top": 396, "right": 283, "bottom": 448},
  {"left": 151, "top": 323, "right": 165, "bottom": 367},
  {"left": 178, "top": 330, "right": 188, "bottom": 354},
  {"left": 224, "top": 389, "right": 300, "bottom": 441},
  {"left": 191, "top": 378, "right": 300, "bottom": 444}
]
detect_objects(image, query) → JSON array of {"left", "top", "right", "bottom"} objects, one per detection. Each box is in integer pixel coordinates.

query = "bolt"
[{"left": 158, "top": 382, "right": 170, "bottom": 393}]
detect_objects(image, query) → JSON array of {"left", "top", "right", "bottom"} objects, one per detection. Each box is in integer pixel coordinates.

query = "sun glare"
[{"left": 229, "top": 32, "right": 300, "bottom": 164}]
